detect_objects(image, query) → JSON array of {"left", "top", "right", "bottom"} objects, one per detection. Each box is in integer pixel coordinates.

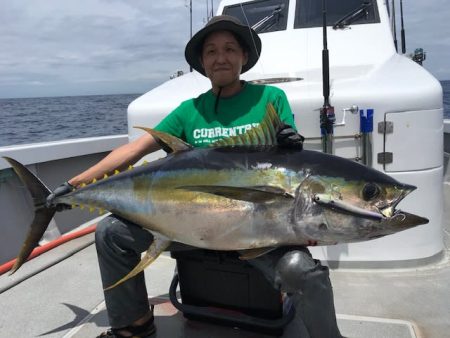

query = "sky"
[{"left": 0, "top": 0, "right": 448, "bottom": 99}]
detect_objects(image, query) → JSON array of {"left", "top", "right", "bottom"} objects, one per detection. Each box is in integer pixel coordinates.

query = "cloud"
[
  {"left": 0, "top": 0, "right": 207, "bottom": 97},
  {"left": 0, "top": 0, "right": 448, "bottom": 98}
]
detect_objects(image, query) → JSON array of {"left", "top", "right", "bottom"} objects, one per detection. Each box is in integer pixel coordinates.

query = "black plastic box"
[
  {"left": 172, "top": 249, "right": 282, "bottom": 318},
  {"left": 170, "top": 249, "right": 293, "bottom": 335}
]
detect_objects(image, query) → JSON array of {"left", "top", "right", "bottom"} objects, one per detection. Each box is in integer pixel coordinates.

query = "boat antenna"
[
  {"left": 400, "top": 0, "right": 406, "bottom": 54},
  {"left": 391, "top": 0, "right": 398, "bottom": 51},
  {"left": 190, "top": 0, "right": 193, "bottom": 71},
  {"left": 320, "top": 0, "right": 335, "bottom": 154},
  {"left": 206, "top": 0, "right": 209, "bottom": 20}
]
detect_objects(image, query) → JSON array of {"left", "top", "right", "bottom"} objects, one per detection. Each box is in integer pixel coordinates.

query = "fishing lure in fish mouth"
[
  {"left": 313, "top": 194, "right": 384, "bottom": 220},
  {"left": 3, "top": 103, "right": 429, "bottom": 289}
]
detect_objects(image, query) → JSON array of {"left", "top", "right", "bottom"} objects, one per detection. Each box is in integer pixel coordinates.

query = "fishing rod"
[
  {"left": 400, "top": 0, "right": 406, "bottom": 54},
  {"left": 320, "top": 0, "right": 335, "bottom": 154},
  {"left": 190, "top": 0, "right": 193, "bottom": 71},
  {"left": 391, "top": 0, "right": 398, "bottom": 51},
  {"left": 206, "top": 0, "right": 214, "bottom": 20}
]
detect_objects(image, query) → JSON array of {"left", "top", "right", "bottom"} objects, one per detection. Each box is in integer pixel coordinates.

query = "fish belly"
[{"left": 140, "top": 193, "right": 296, "bottom": 250}]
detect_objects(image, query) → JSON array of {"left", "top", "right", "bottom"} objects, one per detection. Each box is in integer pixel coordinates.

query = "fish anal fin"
[
  {"left": 104, "top": 234, "right": 171, "bottom": 290},
  {"left": 135, "top": 127, "right": 193, "bottom": 153},
  {"left": 177, "top": 185, "right": 294, "bottom": 203},
  {"left": 239, "top": 247, "right": 276, "bottom": 260}
]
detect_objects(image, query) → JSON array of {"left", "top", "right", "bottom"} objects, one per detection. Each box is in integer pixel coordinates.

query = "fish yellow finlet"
[
  {"left": 103, "top": 174, "right": 108, "bottom": 179},
  {"left": 89, "top": 207, "right": 95, "bottom": 213},
  {"left": 80, "top": 183, "right": 87, "bottom": 188},
  {"left": 142, "top": 160, "right": 149, "bottom": 165},
  {"left": 92, "top": 178, "right": 97, "bottom": 184},
  {"left": 114, "top": 170, "right": 120, "bottom": 175},
  {"left": 79, "top": 204, "right": 85, "bottom": 210},
  {"left": 128, "top": 165, "right": 133, "bottom": 170}
]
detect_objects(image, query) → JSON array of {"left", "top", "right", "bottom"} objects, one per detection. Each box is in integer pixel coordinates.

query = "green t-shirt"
[{"left": 155, "top": 82, "right": 296, "bottom": 147}]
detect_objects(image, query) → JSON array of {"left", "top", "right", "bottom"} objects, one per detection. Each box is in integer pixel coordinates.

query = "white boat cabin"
[{"left": 128, "top": 0, "right": 444, "bottom": 266}]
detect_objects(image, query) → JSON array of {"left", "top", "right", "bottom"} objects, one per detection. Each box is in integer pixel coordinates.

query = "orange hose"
[{"left": 0, "top": 224, "right": 97, "bottom": 276}]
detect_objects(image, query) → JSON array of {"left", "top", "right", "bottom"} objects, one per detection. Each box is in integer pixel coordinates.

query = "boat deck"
[{"left": 1, "top": 184, "right": 449, "bottom": 338}]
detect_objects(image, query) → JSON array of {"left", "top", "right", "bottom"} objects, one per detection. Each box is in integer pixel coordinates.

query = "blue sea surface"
[
  {"left": 0, "top": 81, "right": 449, "bottom": 147},
  {"left": 0, "top": 94, "right": 139, "bottom": 147}
]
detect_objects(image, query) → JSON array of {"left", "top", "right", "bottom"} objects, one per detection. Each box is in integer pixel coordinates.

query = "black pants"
[{"left": 95, "top": 215, "right": 342, "bottom": 337}]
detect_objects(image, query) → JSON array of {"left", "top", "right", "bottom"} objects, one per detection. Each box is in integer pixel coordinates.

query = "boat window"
[
  {"left": 294, "top": 0, "right": 380, "bottom": 29},
  {"left": 223, "top": 0, "right": 289, "bottom": 33}
]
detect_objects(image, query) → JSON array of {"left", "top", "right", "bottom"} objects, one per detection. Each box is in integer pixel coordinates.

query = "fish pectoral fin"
[
  {"left": 134, "top": 127, "right": 193, "bottom": 153},
  {"left": 239, "top": 247, "right": 276, "bottom": 260},
  {"left": 104, "top": 234, "right": 171, "bottom": 291},
  {"left": 177, "top": 185, "right": 294, "bottom": 203}
]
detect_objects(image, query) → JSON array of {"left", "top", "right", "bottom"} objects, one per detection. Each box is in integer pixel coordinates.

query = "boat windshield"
[
  {"left": 223, "top": 0, "right": 289, "bottom": 33},
  {"left": 294, "top": 0, "right": 380, "bottom": 29}
]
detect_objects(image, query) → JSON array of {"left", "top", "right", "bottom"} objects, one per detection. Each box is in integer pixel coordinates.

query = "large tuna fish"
[{"left": 4, "top": 105, "right": 428, "bottom": 289}]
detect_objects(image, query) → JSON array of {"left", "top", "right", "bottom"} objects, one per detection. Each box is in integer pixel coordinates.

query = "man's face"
[{"left": 200, "top": 30, "right": 248, "bottom": 88}]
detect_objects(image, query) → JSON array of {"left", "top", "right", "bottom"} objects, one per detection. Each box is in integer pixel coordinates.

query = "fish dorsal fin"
[
  {"left": 177, "top": 185, "right": 294, "bottom": 203},
  {"left": 135, "top": 127, "right": 193, "bottom": 153},
  {"left": 211, "top": 103, "right": 282, "bottom": 147},
  {"left": 104, "top": 233, "right": 171, "bottom": 290}
]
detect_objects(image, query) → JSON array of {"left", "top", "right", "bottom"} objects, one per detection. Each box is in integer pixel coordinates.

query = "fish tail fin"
[{"left": 3, "top": 157, "right": 56, "bottom": 274}]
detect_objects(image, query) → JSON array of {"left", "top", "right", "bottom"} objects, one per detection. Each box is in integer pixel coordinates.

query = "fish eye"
[{"left": 362, "top": 183, "right": 380, "bottom": 201}]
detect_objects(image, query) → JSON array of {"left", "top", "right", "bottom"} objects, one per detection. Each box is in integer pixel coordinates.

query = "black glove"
[
  {"left": 276, "top": 124, "right": 305, "bottom": 149},
  {"left": 46, "top": 181, "right": 74, "bottom": 211}
]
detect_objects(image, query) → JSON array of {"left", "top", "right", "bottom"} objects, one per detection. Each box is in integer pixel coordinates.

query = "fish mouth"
[
  {"left": 380, "top": 209, "right": 429, "bottom": 230},
  {"left": 376, "top": 183, "right": 428, "bottom": 228},
  {"left": 378, "top": 183, "right": 417, "bottom": 218},
  {"left": 367, "top": 209, "right": 428, "bottom": 240}
]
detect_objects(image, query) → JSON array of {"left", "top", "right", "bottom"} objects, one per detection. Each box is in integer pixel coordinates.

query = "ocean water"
[
  {"left": 0, "top": 94, "right": 139, "bottom": 147},
  {"left": 0, "top": 81, "right": 449, "bottom": 147}
]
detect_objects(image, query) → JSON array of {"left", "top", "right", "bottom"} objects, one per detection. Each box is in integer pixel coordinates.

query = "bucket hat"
[{"left": 185, "top": 15, "right": 262, "bottom": 76}]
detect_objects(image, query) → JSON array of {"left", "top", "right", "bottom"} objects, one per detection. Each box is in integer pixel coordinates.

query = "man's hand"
[
  {"left": 277, "top": 124, "right": 305, "bottom": 149},
  {"left": 46, "top": 182, "right": 74, "bottom": 211}
]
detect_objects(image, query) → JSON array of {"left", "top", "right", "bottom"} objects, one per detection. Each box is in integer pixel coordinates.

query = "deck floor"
[{"left": 0, "top": 185, "right": 448, "bottom": 338}]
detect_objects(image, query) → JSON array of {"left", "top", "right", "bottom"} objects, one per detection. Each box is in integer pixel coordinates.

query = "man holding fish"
[{"left": 48, "top": 15, "right": 342, "bottom": 338}]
